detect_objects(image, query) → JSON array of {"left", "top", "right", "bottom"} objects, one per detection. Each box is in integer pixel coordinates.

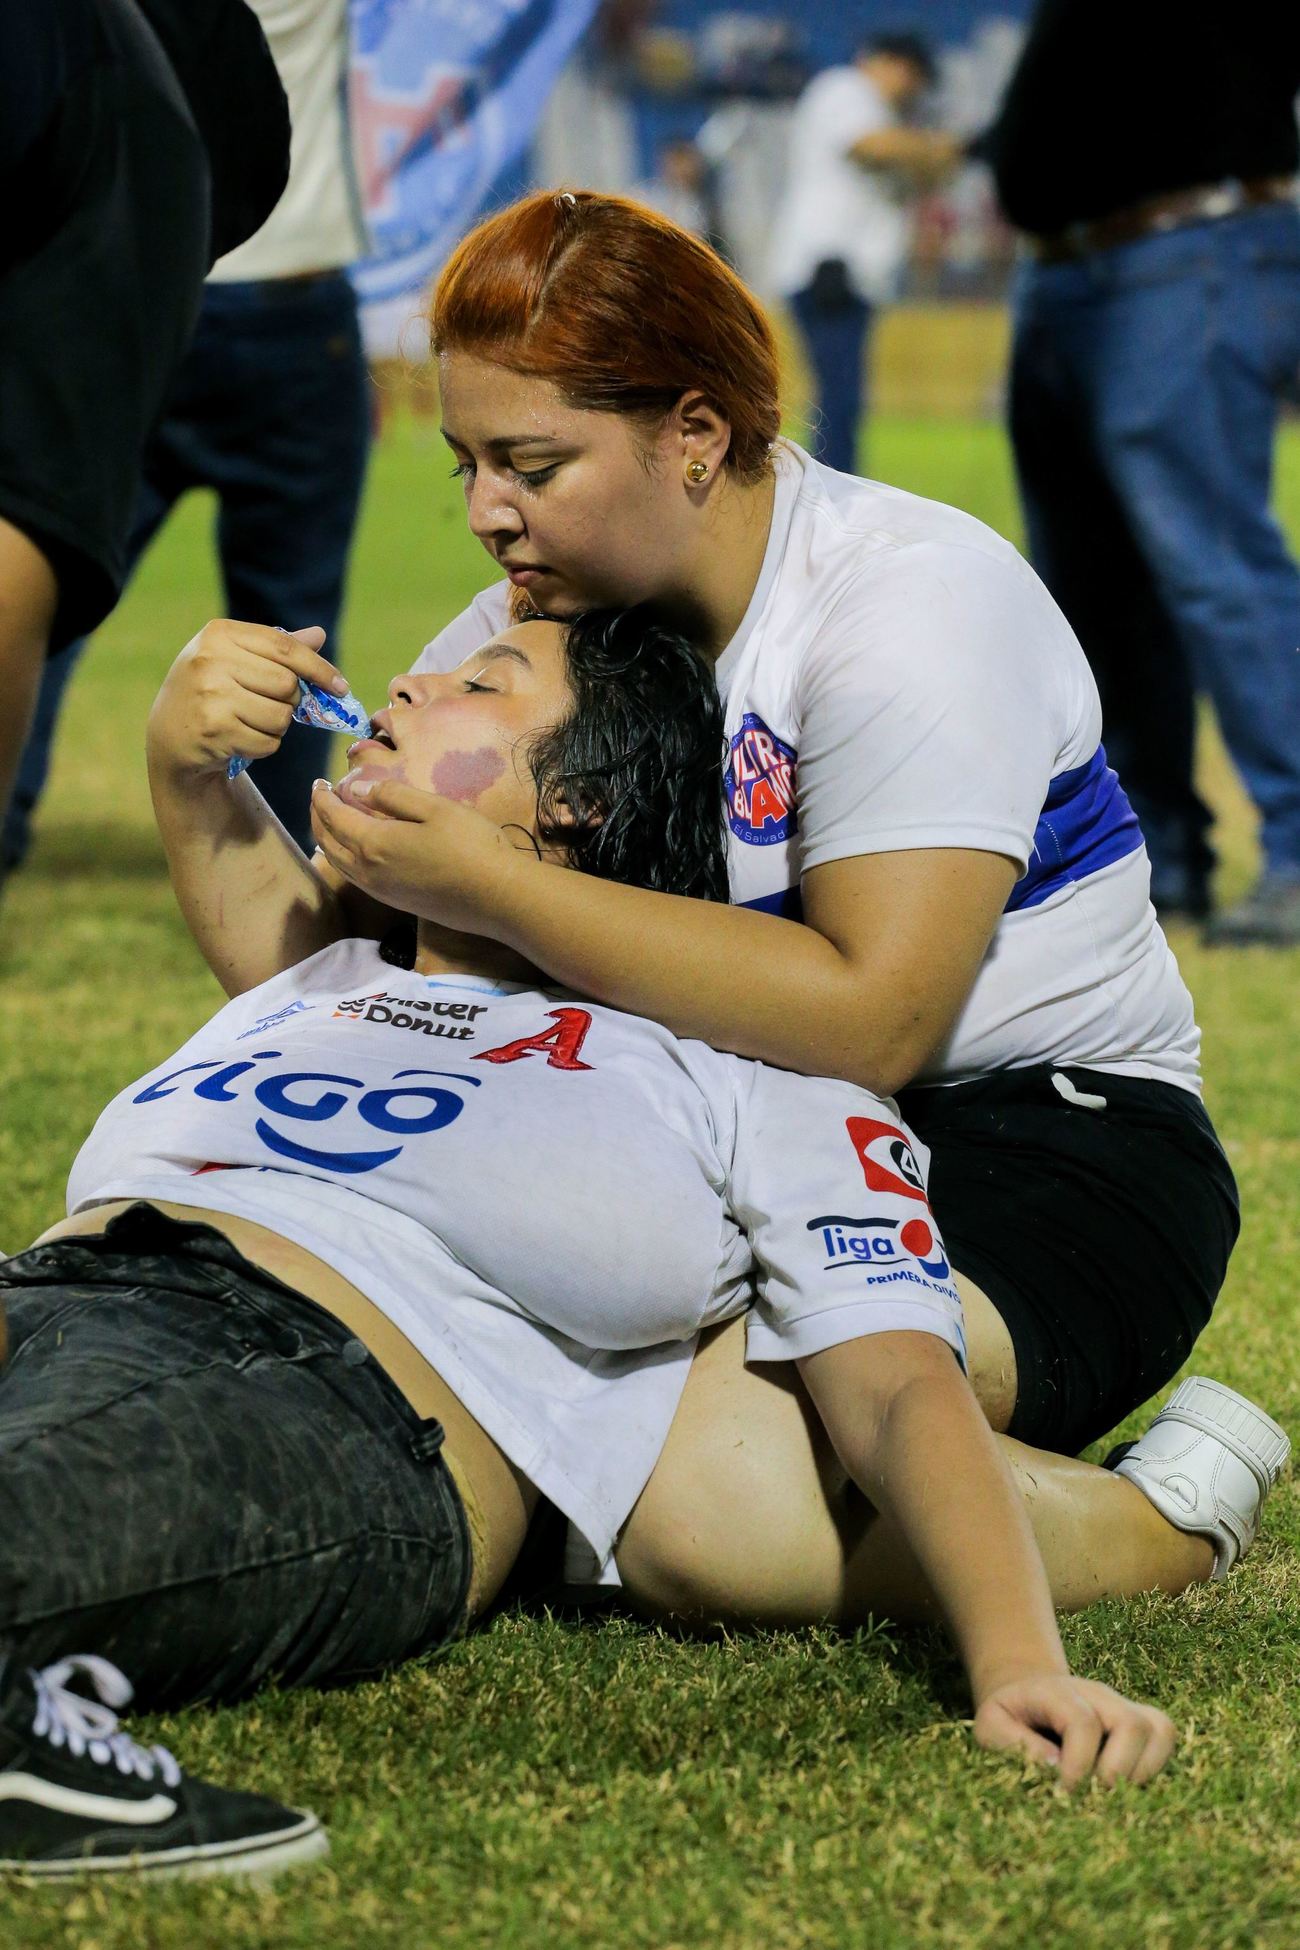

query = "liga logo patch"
[
  {"left": 806, "top": 1212, "right": 952, "bottom": 1284},
  {"left": 726, "top": 712, "right": 797, "bottom": 846},
  {"left": 806, "top": 1113, "right": 954, "bottom": 1287}
]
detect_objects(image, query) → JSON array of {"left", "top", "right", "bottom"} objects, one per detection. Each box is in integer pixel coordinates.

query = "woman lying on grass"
[{"left": 0, "top": 611, "right": 1286, "bottom": 1880}]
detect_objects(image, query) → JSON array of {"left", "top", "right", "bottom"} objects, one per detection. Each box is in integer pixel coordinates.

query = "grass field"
[{"left": 1, "top": 416, "right": 1298, "bottom": 1949}]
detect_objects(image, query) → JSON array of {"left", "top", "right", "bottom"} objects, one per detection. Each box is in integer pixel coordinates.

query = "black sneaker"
[{"left": 0, "top": 1654, "right": 328, "bottom": 1881}]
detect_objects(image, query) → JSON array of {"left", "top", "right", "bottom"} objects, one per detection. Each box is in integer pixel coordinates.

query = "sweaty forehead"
[
  {"left": 438, "top": 354, "right": 570, "bottom": 426},
  {"left": 454, "top": 619, "right": 567, "bottom": 677}
]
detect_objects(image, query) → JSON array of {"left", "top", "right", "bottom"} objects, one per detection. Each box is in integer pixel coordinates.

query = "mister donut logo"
[{"left": 726, "top": 712, "right": 797, "bottom": 846}]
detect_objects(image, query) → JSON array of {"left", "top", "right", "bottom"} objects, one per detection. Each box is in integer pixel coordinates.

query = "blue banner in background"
[{"left": 349, "top": 0, "right": 599, "bottom": 305}]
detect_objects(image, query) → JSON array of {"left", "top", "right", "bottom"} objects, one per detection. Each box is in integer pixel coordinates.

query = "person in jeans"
[
  {"left": 2, "top": 0, "right": 369, "bottom": 868},
  {"left": 769, "top": 29, "right": 960, "bottom": 473},
  {"left": 984, "top": 2, "right": 1300, "bottom": 941},
  {"left": 6, "top": 605, "right": 1287, "bottom": 1876}
]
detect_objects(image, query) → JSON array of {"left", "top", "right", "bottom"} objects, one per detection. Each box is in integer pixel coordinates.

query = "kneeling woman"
[{"left": 0, "top": 613, "right": 1281, "bottom": 1863}]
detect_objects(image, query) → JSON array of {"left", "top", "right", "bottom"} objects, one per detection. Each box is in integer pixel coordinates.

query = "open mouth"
[{"left": 347, "top": 727, "right": 396, "bottom": 761}]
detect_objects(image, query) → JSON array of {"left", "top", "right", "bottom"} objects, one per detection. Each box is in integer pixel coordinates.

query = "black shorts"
[
  {"left": 897, "top": 1064, "right": 1240, "bottom": 1456},
  {"left": 0, "top": 0, "right": 209, "bottom": 648}
]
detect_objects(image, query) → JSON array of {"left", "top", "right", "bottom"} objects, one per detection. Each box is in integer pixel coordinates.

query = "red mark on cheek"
[{"left": 431, "top": 746, "right": 506, "bottom": 802}]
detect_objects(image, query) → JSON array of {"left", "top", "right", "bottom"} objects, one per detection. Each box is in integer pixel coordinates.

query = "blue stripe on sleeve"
[
  {"left": 737, "top": 746, "right": 1141, "bottom": 922},
  {"left": 1006, "top": 744, "right": 1144, "bottom": 913},
  {"left": 740, "top": 886, "right": 805, "bottom": 920}
]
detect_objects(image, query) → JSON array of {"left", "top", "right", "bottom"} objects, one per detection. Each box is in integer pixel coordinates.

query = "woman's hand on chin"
[
  {"left": 310, "top": 775, "right": 538, "bottom": 934},
  {"left": 972, "top": 1673, "right": 1178, "bottom": 1790}
]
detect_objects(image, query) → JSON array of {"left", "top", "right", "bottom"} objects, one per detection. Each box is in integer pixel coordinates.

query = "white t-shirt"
[
  {"left": 413, "top": 442, "right": 1201, "bottom": 1095},
  {"left": 67, "top": 940, "right": 964, "bottom": 1574},
  {"left": 209, "top": 0, "right": 366, "bottom": 283},
  {"left": 767, "top": 66, "right": 910, "bottom": 304}
]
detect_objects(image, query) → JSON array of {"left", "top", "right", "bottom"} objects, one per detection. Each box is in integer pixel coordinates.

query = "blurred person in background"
[
  {"left": 984, "top": 5, "right": 1300, "bottom": 943},
  {"left": 0, "top": 0, "right": 288, "bottom": 906},
  {"left": 632, "top": 138, "right": 729, "bottom": 259},
  {"left": 3, "top": 0, "right": 371, "bottom": 871},
  {"left": 769, "top": 27, "right": 961, "bottom": 474}
]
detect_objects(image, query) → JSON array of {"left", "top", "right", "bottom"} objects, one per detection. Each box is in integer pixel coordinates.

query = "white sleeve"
[
  {"left": 795, "top": 540, "right": 1078, "bottom": 876},
  {"left": 411, "top": 582, "right": 513, "bottom": 674},
  {"left": 728, "top": 1063, "right": 966, "bottom": 1366},
  {"left": 812, "top": 69, "right": 890, "bottom": 154}
]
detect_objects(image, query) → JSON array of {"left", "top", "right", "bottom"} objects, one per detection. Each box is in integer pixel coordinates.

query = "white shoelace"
[{"left": 30, "top": 1656, "right": 182, "bottom": 1788}]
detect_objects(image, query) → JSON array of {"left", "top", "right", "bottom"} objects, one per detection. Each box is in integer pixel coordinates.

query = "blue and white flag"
[{"left": 349, "top": 0, "right": 599, "bottom": 305}]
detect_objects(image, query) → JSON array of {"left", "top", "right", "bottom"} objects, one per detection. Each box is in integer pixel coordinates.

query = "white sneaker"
[{"left": 1113, "top": 1376, "right": 1290, "bottom": 1580}]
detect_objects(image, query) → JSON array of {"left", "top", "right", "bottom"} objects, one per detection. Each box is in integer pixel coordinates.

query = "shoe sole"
[{"left": 0, "top": 1814, "right": 329, "bottom": 1882}]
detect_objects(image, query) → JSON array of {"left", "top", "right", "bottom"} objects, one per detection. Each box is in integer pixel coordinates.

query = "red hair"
[{"left": 430, "top": 191, "right": 781, "bottom": 481}]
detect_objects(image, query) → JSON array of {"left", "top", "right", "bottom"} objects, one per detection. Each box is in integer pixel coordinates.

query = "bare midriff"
[{"left": 33, "top": 1201, "right": 538, "bottom": 1617}]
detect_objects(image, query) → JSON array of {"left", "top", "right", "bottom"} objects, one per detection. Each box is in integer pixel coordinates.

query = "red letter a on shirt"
[{"left": 473, "top": 1008, "right": 594, "bottom": 1071}]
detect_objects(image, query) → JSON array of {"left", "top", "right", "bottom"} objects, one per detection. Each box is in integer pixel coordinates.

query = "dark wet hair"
[
  {"left": 381, "top": 607, "right": 728, "bottom": 969},
  {"left": 530, "top": 606, "right": 729, "bottom": 902}
]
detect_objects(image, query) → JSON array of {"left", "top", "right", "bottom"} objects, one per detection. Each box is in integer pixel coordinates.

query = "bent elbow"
[
  {"left": 842, "top": 1030, "right": 932, "bottom": 1102},
  {"left": 853, "top": 1054, "right": 919, "bottom": 1100}
]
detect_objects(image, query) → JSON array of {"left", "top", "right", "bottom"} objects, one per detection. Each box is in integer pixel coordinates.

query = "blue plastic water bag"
[{"left": 227, "top": 678, "right": 371, "bottom": 781}]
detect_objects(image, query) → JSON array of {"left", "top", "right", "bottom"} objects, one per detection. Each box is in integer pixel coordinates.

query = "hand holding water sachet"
[
  {"left": 226, "top": 676, "right": 370, "bottom": 780},
  {"left": 146, "top": 621, "right": 371, "bottom": 789}
]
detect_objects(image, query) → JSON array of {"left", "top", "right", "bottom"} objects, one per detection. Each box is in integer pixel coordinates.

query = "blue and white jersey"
[{"left": 415, "top": 442, "right": 1199, "bottom": 1093}]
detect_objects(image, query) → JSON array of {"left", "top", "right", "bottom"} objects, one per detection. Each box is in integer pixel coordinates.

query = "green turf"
[{"left": 1, "top": 416, "right": 1298, "bottom": 1948}]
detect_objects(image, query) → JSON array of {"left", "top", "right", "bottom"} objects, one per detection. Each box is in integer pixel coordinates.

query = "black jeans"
[{"left": 0, "top": 1205, "right": 471, "bottom": 1709}]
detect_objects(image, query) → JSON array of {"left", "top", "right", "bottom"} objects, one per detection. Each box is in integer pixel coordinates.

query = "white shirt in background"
[
  {"left": 209, "top": 0, "right": 366, "bottom": 283},
  {"left": 767, "top": 64, "right": 910, "bottom": 304}
]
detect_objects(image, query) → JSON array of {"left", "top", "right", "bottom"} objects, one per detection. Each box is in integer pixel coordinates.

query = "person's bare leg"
[
  {"left": 0, "top": 518, "right": 58, "bottom": 843},
  {"left": 617, "top": 1303, "right": 1212, "bottom": 1626},
  {"left": 957, "top": 1271, "right": 1017, "bottom": 1433}
]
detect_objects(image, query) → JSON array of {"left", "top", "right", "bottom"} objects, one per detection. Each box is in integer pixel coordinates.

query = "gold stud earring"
[{"left": 686, "top": 460, "right": 710, "bottom": 484}]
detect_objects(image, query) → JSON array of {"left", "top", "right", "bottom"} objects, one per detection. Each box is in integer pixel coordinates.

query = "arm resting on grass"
[
  {"left": 799, "top": 1332, "right": 1068, "bottom": 1704},
  {"left": 796, "top": 1332, "right": 1178, "bottom": 1787}
]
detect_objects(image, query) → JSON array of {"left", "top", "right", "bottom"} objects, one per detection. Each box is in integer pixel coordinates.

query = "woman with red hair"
[{"left": 310, "top": 193, "right": 1253, "bottom": 1636}]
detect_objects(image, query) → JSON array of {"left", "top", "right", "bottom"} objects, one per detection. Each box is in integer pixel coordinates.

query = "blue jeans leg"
[
  {"left": 200, "top": 276, "right": 373, "bottom": 850},
  {"left": 1010, "top": 277, "right": 1216, "bottom": 899},
  {"left": 791, "top": 285, "right": 872, "bottom": 475},
  {"left": 3, "top": 274, "right": 372, "bottom": 866},
  {"left": 1019, "top": 208, "right": 1300, "bottom": 879}
]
